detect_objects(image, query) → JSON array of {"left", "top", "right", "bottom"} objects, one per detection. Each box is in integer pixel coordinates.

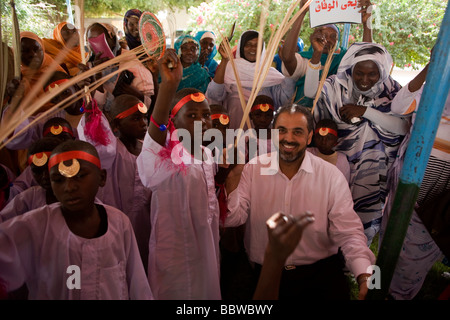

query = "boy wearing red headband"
[
  {"left": 2, "top": 71, "right": 83, "bottom": 152},
  {"left": 247, "top": 95, "right": 275, "bottom": 162},
  {"left": 0, "top": 137, "right": 62, "bottom": 223},
  {"left": 5, "top": 117, "right": 76, "bottom": 204},
  {"left": 110, "top": 94, "right": 148, "bottom": 156},
  {"left": 210, "top": 104, "right": 230, "bottom": 140},
  {"left": 249, "top": 95, "right": 275, "bottom": 138},
  {"left": 308, "top": 118, "right": 350, "bottom": 183},
  {"left": 137, "top": 48, "right": 222, "bottom": 299},
  {"left": 77, "top": 94, "right": 152, "bottom": 271},
  {"left": 0, "top": 140, "right": 153, "bottom": 299}
]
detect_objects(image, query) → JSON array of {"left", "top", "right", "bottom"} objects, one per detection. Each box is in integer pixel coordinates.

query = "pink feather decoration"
[
  {"left": 83, "top": 99, "right": 111, "bottom": 146},
  {"left": 153, "top": 118, "right": 188, "bottom": 174}
]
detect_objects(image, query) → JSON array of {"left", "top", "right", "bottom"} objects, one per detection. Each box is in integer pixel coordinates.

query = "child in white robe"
[
  {"left": 136, "top": 49, "right": 222, "bottom": 299},
  {"left": 0, "top": 139, "right": 152, "bottom": 300},
  {"left": 308, "top": 118, "right": 351, "bottom": 183},
  {"left": 0, "top": 137, "right": 61, "bottom": 222},
  {"left": 77, "top": 94, "right": 151, "bottom": 272}
]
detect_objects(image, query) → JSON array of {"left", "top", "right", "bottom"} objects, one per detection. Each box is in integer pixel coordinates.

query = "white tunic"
[
  {"left": 137, "top": 132, "right": 221, "bottom": 300},
  {"left": 0, "top": 202, "right": 153, "bottom": 300}
]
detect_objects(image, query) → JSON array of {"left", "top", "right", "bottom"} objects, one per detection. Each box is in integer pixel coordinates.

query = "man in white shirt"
[{"left": 225, "top": 104, "right": 375, "bottom": 300}]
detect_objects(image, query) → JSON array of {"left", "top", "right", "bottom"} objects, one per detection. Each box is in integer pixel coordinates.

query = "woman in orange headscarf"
[
  {"left": 42, "top": 22, "right": 86, "bottom": 76},
  {"left": 20, "top": 31, "right": 66, "bottom": 107}
]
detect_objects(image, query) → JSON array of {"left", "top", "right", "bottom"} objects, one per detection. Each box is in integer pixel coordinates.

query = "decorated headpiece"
[
  {"left": 171, "top": 92, "right": 206, "bottom": 117},
  {"left": 44, "top": 79, "right": 70, "bottom": 93},
  {"left": 211, "top": 113, "right": 230, "bottom": 125},
  {"left": 115, "top": 102, "right": 148, "bottom": 119},
  {"left": 315, "top": 127, "right": 338, "bottom": 137},
  {"left": 48, "top": 151, "right": 101, "bottom": 178},
  {"left": 43, "top": 124, "right": 74, "bottom": 138},
  {"left": 28, "top": 152, "right": 52, "bottom": 167},
  {"left": 251, "top": 103, "right": 274, "bottom": 112}
]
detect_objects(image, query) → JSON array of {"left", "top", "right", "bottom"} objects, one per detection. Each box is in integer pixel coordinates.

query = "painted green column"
[{"left": 366, "top": 1, "right": 450, "bottom": 300}]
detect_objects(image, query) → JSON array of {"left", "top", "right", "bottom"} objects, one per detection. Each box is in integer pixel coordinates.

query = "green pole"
[{"left": 366, "top": 1, "right": 450, "bottom": 300}]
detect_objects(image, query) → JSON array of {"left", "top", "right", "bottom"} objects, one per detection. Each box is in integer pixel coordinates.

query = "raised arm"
[
  {"left": 212, "top": 41, "right": 230, "bottom": 85},
  {"left": 280, "top": 0, "right": 309, "bottom": 76},
  {"left": 253, "top": 211, "right": 314, "bottom": 300},
  {"left": 358, "top": 0, "right": 373, "bottom": 43},
  {"left": 148, "top": 49, "right": 183, "bottom": 146}
]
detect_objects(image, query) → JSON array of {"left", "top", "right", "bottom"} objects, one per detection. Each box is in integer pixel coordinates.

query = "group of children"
[
  {"left": 0, "top": 37, "right": 346, "bottom": 299},
  {"left": 2, "top": 1, "right": 445, "bottom": 301}
]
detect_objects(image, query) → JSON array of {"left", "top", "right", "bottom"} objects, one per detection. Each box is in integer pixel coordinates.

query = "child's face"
[
  {"left": 211, "top": 117, "right": 229, "bottom": 141},
  {"left": 21, "top": 37, "right": 44, "bottom": 69},
  {"left": 117, "top": 111, "right": 148, "bottom": 140},
  {"left": 173, "top": 100, "right": 212, "bottom": 147},
  {"left": 180, "top": 42, "right": 199, "bottom": 67},
  {"left": 50, "top": 158, "right": 106, "bottom": 214},
  {"left": 314, "top": 131, "right": 338, "bottom": 154},
  {"left": 250, "top": 109, "right": 274, "bottom": 130}
]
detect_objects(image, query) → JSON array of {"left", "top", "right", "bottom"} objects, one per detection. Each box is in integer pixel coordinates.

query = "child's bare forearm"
[{"left": 148, "top": 49, "right": 182, "bottom": 146}]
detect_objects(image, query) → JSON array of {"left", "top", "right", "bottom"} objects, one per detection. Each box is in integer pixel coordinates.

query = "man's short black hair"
[{"left": 273, "top": 103, "right": 314, "bottom": 132}]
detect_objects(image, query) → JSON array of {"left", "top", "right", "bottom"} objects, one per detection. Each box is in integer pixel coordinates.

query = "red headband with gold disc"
[
  {"left": 115, "top": 102, "right": 148, "bottom": 119},
  {"left": 171, "top": 92, "right": 206, "bottom": 117},
  {"left": 48, "top": 151, "right": 101, "bottom": 178},
  {"left": 44, "top": 79, "right": 70, "bottom": 93},
  {"left": 210, "top": 113, "right": 230, "bottom": 125},
  {"left": 28, "top": 152, "right": 52, "bottom": 167},
  {"left": 251, "top": 103, "right": 274, "bottom": 112},
  {"left": 43, "top": 125, "right": 74, "bottom": 137},
  {"left": 315, "top": 127, "right": 338, "bottom": 137}
]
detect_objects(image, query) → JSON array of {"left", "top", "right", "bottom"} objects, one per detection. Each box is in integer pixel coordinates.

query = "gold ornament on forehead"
[
  {"left": 318, "top": 127, "right": 329, "bottom": 136},
  {"left": 58, "top": 159, "right": 80, "bottom": 178},
  {"left": 137, "top": 102, "right": 148, "bottom": 114},
  {"left": 47, "top": 83, "right": 60, "bottom": 93},
  {"left": 260, "top": 104, "right": 270, "bottom": 112},
  {"left": 50, "top": 125, "right": 63, "bottom": 135},
  {"left": 219, "top": 114, "right": 229, "bottom": 125},
  {"left": 32, "top": 153, "right": 48, "bottom": 167}
]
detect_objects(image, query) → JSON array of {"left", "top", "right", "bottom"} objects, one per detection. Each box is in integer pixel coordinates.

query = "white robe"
[
  {"left": 0, "top": 202, "right": 153, "bottom": 300},
  {"left": 137, "top": 132, "right": 222, "bottom": 300}
]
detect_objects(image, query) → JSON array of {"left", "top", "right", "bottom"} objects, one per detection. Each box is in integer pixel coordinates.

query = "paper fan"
[{"left": 139, "top": 11, "right": 166, "bottom": 59}]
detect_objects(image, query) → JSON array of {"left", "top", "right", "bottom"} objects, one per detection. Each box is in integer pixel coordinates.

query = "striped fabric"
[{"left": 314, "top": 43, "right": 406, "bottom": 226}]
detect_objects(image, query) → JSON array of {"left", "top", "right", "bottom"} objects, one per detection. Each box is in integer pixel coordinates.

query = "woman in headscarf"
[
  {"left": 206, "top": 30, "right": 295, "bottom": 130},
  {"left": 86, "top": 22, "right": 155, "bottom": 117},
  {"left": 281, "top": 0, "right": 373, "bottom": 108},
  {"left": 313, "top": 42, "right": 411, "bottom": 245},
  {"left": 195, "top": 30, "right": 218, "bottom": 78},
  {"left": 173, "top": 34, "right": 211, "bottom": 93},
  {"left": 123, "top": 9, "right": 142, "bottom": 50},
  {"left": 42, "top": 22, "right": 86, "bottom": 76},
  {"left": 19, "top": 31, "right": 67, "bottom": 111}
]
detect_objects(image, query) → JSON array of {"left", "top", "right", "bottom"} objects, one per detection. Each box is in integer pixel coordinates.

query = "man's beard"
[{"left": 277, "top": 140, "right": 305, "bottom": 163}]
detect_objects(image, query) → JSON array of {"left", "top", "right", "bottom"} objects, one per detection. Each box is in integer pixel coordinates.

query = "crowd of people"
[{"left": 0, "top": 0, "right": 448, "bottom": 301}]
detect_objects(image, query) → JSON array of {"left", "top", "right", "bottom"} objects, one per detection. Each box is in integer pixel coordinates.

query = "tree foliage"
[
  {"left": 187, "top": 0, "right": 446, "bottom": 68},
  {"left": 2, "top": 0, "right": 446, "bottom": 68},
  {"left": 1, "top": 0, "right": 63, "bottom": 40},
  {"left": 1, "top": 0, "right": 202, "bottom": 42}
]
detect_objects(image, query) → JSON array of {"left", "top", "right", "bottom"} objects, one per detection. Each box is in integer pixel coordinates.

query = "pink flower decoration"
[
  {"left": 196, "top": 15, "right": 204, "bottom": 25},
  {"left": 389, "top": 42, "right": 394, "bottom": 46}
]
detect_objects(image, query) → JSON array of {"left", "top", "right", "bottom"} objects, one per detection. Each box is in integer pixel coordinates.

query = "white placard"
[{"left": 309, "top": 0, "right": 362, "bottom": 28}]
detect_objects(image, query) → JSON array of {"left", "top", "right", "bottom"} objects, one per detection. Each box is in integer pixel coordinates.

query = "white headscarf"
[
  {"left": 335, "top": 42, "right": 394, "bottom": 101},
  {"left": 224, "top": 30, "right": 285, "bottom": 88}
]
